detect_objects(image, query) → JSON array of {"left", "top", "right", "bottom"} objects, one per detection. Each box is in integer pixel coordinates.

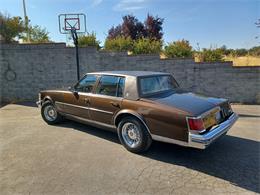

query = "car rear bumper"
[{"left": 188, "top": 112, "right": 238, "bottom": 149}]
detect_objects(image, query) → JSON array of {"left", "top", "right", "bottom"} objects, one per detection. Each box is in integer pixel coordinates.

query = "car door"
[
  {"left": 60, "top": 74, "right": 98, "bottom": 119},
  {"left": 88, "top": 75, "right": 125, "bottom": 125}
]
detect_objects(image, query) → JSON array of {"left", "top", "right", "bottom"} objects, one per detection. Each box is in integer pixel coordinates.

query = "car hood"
[{"left": 142, "top": 90, "right": 227, "bottom": 116}]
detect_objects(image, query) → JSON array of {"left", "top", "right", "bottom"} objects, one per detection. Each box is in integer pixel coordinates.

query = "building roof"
[{"left": 88, "top": 71, "right": 170, "bottom": 77}]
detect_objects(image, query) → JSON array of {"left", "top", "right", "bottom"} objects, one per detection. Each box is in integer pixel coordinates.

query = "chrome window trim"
[{"left": 55, "top": 101, "right": 114, "bottom": 115}]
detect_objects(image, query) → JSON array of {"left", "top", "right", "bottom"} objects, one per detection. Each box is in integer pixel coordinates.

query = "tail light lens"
[{"left": 187, "top": 117, "right": 205, "bottom": 132}]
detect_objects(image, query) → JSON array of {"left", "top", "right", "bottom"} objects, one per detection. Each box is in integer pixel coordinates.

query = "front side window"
[
  {"left": 96, "top": 75, "right": 125, "bottom": 97},
  {"left": 139, "top": 75, "right": 179, "bottom": 96},
  {"left": 75, "top": 75, "right": 97, "bottom": 93}
]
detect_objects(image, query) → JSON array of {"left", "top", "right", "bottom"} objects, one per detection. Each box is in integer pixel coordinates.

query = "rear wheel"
[
  {"left": 117, "top": 116, "right": 152, "bottom": 153},
  {"left": 41, "top": 101, "right": 63, "bottom": 125}
]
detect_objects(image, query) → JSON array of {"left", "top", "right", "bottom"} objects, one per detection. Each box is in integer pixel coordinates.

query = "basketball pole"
[
  {"left": 71, "top": 28, "right": 80, "bottom": 81},
  {"left": 22, "top": 0, "right": 30, "bottom": 42},
  {"left": 58, "top": 13, "right": 86, "bottom": 81}
]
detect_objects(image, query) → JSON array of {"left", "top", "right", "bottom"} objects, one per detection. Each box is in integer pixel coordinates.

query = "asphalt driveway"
[{"left": 0, "top": 103, "right": 259, "bottom": 195}]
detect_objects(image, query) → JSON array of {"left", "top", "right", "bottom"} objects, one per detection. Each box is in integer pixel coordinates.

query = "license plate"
[{"left": 203, "top": 109, "right": 218, "bottom": 129}]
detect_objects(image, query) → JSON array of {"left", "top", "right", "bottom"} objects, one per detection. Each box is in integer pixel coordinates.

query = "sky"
[{"left": 1, "top": 0, "right": 259, "bottom": 49}]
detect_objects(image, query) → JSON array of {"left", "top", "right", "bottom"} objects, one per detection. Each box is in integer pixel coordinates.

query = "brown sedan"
[{"left": 37, "top": 71, "right": 238, "bottom": 153}]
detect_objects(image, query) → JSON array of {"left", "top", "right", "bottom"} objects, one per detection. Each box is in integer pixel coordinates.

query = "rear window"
[{"left": 139, "top": 75, "right": 179, "bottom": 96}]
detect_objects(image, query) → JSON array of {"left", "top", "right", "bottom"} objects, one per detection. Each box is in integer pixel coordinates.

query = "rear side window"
[
  {"left": 96, "top": 75, "right": 125, "bottom": 97},
  {"left": 75, "top": 75, "right": 97, "bottom": 93},
  {"left": 117, "top": 77, "right": 125, "bottom": 97}
]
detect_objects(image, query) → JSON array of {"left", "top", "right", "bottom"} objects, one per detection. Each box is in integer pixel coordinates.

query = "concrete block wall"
[{"left": 0, "top": 43, "right": 259, "bottom": 103}]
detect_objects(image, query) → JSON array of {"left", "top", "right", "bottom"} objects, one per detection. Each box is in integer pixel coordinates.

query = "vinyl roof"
[{"left": 88, "top": 71, "right": 170, "bottom": 77}]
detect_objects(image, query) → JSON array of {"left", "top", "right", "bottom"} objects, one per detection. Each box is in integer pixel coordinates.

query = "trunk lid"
[{"left": 142, "top": 90, "right": 227, "bottom": 116}]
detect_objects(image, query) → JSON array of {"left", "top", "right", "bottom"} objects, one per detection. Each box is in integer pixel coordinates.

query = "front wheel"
[
  {"left": 117, "top": 116, "right": 152, "bottom": 153},
  {"left": 41, "top": 101, "right": 63, "bottom": 125}
]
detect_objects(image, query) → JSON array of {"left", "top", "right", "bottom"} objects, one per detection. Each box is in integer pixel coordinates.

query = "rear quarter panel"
[{"left": 121, "top": 99, "right": 189, "bottom": 142}]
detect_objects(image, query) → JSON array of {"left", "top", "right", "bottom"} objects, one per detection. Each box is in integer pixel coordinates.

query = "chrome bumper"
[
  {"left": 36, "top": 100, "right": 42, "bottom": 108},
  {"left": 189, "top": 113, "right": 239, "bottom": 149}
]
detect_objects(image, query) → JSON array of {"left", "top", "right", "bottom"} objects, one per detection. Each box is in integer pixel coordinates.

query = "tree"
[
  {"left": 104, "top": 36, "right": 133, "bottom": 52},
  {"left": 22, "top": 25, "right": 51, "bottom": 43},
  {"left": 120, "top": 15, "right": 144, "bottom": 40},
  {"left": 107, "top": 25, "right": 122, "bottom": 39},
  {"left": 132, "top": 38, "right": 162, "bottom": 55},
  {"left": 164, "top": 39, "right": 193, "bottom": 58},
  {"left": 144, "top": 14, "right": 164, "bottom": 40},
  {"left": 0, "top": 13, "right": 24, "bottom": 43},
  {"left": 106, "top": 14, "right": 164, "bottom": 41},
  {"left": 107, "top": 15, "right": 143, "bottom": 40},
  {"left": 78, "top": 32, "right": 101, "bottom": 49}
]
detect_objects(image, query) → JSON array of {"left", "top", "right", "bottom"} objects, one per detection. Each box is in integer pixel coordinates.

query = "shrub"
[
  {"left": 249, "top": 46, "right": 260, "bottom": 57},
  {"left": 197, "top": 48, "right": 224, "bottom": 62},
  {"left": 78, "top": 32, "right": 101, "bottom": 49},
  {"left": 104, "top": 36, "right": 133, "bottom": 52},
  {"left": 21, "top": 25, "right": 51, "bottom": 43},
  {"left": 132, "top": 38, "right": 162, "bottom": 55},
  {"left": 164, "top": 39, "right": 193, "bottom": 58}
]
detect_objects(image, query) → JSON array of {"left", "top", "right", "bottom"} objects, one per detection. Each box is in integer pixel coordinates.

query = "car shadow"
[
  {"left": 238, "top": 113, "right": 260, "bottom": 118},
  {"left": 14, "top": 101, "right": 38, "bottom": 108},
  {"left": 58, "top": 120, "right": 259, "bottom": 193},
  {"left": 144, "top": 137, "right": 259, "bottom": 193}
]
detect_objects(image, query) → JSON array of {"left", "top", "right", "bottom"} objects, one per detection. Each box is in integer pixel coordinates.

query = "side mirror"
[{"left": 68, "top": 86, "right": 78, "bottom": 95}]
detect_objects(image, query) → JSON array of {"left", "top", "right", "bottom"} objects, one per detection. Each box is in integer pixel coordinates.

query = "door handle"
[{"left": 110, "top": 101, "right": 120, "bottom": 108}]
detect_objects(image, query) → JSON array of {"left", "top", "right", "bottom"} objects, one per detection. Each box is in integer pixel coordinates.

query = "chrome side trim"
[
  {"left": 78, "top": 92, "right": 123, "bottom": 101},
  {"left": 89, "top": 107, "right": 113, "bottom": 115},
  {"left": 55, "top": 101, "right": 89, "bottom": 110},
  {"left": 151, "top": 134, "right": 189, "bottom": 147},
  {"left": 55, "top": 101, "right": 113, "bottom": 115},
  {"left": 61, "top": 112, "right": 116, "bottom": 130}
]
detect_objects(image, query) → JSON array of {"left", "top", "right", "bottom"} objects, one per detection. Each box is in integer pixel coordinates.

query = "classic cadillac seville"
[{"left": 37, "top": 71, "right": 238, "bottom": 153}]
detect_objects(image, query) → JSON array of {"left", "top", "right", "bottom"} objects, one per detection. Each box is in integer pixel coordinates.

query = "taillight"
[{"left": 187, "top": 117, "right": 205, "bottom": 132}]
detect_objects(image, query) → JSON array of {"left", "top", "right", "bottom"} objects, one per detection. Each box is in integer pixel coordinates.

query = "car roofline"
[{"left": 87, "top": 71, "right": 171, "bottom": 78}]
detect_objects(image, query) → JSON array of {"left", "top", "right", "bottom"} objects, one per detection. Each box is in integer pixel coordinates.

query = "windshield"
[{"left": 139, "top": 75, "right": 179, "bottom": 96}]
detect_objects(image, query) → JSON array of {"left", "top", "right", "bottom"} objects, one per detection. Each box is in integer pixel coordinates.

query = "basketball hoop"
[
  {"left": 58, "top": 13, "right": 86, "bottom": 34},
  {"left": 58, "top": 13, "right": 86, "bottom": 81}
]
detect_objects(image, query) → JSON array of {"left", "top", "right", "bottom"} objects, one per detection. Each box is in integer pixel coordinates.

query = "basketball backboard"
[{"left": 58, "top": 13, "right": 86, "bottom": 34}]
